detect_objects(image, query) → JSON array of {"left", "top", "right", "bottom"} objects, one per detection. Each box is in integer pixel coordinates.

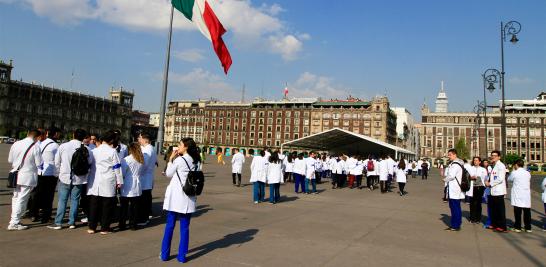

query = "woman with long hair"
[
  {"left": 250, "top": 150, "right": 267, "bottom": 204},
  {"left": 119, "top": 142, "right": 144, "bottom": 230},
  {"left": 396, "top": 158, "right": 407, "bottom": 196},
  {"left": 267, "top": 151, "right": 283, "bottom": 204},
  {"left": 283, "top": 153, "right": 294, "bottom": 183},
  {"left": 161, "top": 138, "right": 201, "bottom": 263}
]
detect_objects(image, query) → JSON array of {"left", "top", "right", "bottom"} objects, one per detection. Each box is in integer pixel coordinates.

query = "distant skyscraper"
[{"left": 435, "top": 81, "right": 448, "bottom": 113}]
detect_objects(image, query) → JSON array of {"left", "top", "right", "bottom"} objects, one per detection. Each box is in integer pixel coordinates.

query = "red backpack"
[{"left": 367, "top": 160, "right": 375, "bottom": 172}]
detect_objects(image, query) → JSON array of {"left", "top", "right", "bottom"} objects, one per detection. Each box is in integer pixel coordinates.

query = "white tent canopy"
[{"left": 281, "top": 128, "right": 416, "bottom": 160}]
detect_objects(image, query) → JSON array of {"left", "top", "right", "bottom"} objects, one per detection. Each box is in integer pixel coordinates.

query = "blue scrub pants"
[
  {"left": 161, "top": 211, "right": 192, "bottom": 262},
  {"left": 449, "top": 199, "right": 462, "bottom": 229}
]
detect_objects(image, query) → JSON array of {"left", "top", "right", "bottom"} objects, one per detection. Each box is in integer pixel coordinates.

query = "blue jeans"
[
  {"left": 161, "top": 211, "right": 191, "bottom": 262},
  {"left": 484, "top": 196, "right": 492, "bottom": 227},
  {"left": 269, "top": 183, "right": 280, "bottom": 203},
  {"left": 543, "top": 203, "right": 546, "bottom": 229},
  {"left": 306, "top": 179, "right": 316, "bottom": 193},
  {"left": 294, "top": 173, "right": 305, "bottom": 193},
  {"left": 253, "top": 182, "right": 265, "bottom": 202},
  {"left": 449, "top": 199, "right": 462, "bottom": 229},
  {"left": 54, "top": 182, "right": 83, "bottom": 226}
]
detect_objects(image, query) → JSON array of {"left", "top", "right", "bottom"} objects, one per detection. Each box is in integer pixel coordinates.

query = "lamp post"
[
  {"left": 473, "top": 101, "right": 485, "bottom": 157},
  {"left": 482, "top": 68, "right": 501, "bottom": 157},
  {"left": 500, "top": 20, "right": 521, "bottom": 158}
]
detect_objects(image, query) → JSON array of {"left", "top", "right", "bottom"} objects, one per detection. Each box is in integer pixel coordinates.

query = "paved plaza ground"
[{"left": 0, "top": 144, "right": 545, "bottom": 267}]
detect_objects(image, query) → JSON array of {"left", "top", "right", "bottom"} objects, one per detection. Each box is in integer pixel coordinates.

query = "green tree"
[
  {"left": 503, "top": 153, "right": 521, "bottom": 166},
  {"left": 455, "top": 138, "right": 470, "bottom": 160}
]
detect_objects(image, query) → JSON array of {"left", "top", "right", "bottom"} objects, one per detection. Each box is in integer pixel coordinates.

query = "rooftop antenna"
[
  {"left": 241, "top": 83, "right": 245, "bottom": 103},
  {"left": 70, "top": 68, "right": 75, "bottom": 90}
]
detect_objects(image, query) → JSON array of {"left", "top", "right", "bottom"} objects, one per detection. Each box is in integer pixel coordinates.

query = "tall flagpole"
[{"left": 156, "top": 5, "right": 174, "bottom": 154}]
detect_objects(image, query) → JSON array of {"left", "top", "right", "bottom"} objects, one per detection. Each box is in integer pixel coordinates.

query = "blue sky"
[{"left": 0, "top": 0, "right": 545, "bottom": 120}]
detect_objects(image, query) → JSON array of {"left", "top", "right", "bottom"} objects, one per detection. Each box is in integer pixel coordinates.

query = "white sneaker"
[
  {"left": 80, "top": 217, "right": 88, "bottom": 223},
  {"left": 69, "top": 225, "right": 76, "bottom": 229},
  {"left": 7, "top": 224, "right": 29, "bottom": 231},
  {"left": 137, "top": 220, "right": 150, "bottom": 227},
  {"left": 47, "top": 225, "right": 62, "bottom": 230}
]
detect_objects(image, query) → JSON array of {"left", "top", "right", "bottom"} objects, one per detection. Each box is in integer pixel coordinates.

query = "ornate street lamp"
[{"left": 482, "top": 68, "right": 500, "bottom": 157}]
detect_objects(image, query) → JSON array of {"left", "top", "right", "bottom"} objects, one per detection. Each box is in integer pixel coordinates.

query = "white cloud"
[
  {"left": 168, "top": 68, "right": 239, "bottom": 100},
  {"left": 173, "top": 49, "right": 205, "bottom": 62},
  {"left": 289, "top": 72, "right": 352, "bottom": 99},
  {"left": 508, "top": 76, "right": 535, "bottom": 85},
  {"left": 12, "top": 0, "right": 308, "bottom": 60}
]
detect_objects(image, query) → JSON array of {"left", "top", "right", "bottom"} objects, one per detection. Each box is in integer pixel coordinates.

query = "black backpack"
[
  {"left": 452, "top": 162, "right": 471, "bottom": 192},
  {"left": 177, "top": 157, "right": 205, "bottom": 197},
  {"left": 71, "top": 144, "right": 90, "bottom": 176}
]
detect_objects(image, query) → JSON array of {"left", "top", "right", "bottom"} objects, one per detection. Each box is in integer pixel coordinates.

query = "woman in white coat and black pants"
[
  {"left": 267, "top": 151, "right": 283, "bottom": 204},
  {"left": 87, "top": 131, "right": 123, "bottom": 234},
  {"left": 119, "top": 143, "right": 144, "bottom": 230},
  {"left": 161, "top": 138, "right": 201, "bottom": 263},
  {"left": 508, "top": 159, "right": 532, "bottom": 232}
]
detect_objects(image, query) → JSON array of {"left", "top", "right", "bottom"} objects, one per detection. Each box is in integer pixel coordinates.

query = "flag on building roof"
[{"left": 172, "top": 0, "right": 232, "bottom": 74}]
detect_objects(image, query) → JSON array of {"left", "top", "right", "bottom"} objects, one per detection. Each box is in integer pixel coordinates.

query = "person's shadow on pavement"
[{"left": 186, "top": 229, "right": 259, "bottom": 262}]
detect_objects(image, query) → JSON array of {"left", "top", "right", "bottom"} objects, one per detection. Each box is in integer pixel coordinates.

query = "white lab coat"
[
  {"left": 353, "top": 160, "right": 364, "bottom": 176},
  {"left": 55, "top": 140, "right": 93, "bottom": 185},
  {"left": 467, "top": 165, "right": 487, "bottom": 195},
  {"left": 541, "top": 177, "right": 546, "bottom": 203},
  {"left": 140, "top": 144, "right": 157, "bottom": 190},
  {"left": 293, "top": 158, "right": 306, "bottom": 176},
  {"left": 464, "top": 163, "right": 473, "bottom": 197},
  {"left": 489, "top": 161, "right": 507, "bottom": 196},
  {"left": 250, "top": 156, "right": 267, "bottom": 183},
  {"left": 445, "top": 160, "right": 465, "bottom": 199},
  {"left": 305, "top": 157, "right": 316, "bottom": 179},
  {"left": 283, "top": 157, "right": 294, "bottom": 173},
  {"left": 231, "top": 152, "right": 245, "bottom": 174},
  {"left": 8, "top": 137, "right": 42, "bottom": 187},
  {"left": 120, "top": 155, "right": 143, "bottom": 197},
  {"left": 417, "top": 160, "right": 423, "bottom": 171},
  {"left": 378, "top": 160, "right": 389, "bottom": 181},
  {"left": 346, "top": 157, "right": 357, "bottom": 175},
  {"left": 38, "top": 138, "right": 58, "bottom": 176},
  {"left": 117, "top": 143, "right": 128, "bottom": 160},
  {"left": 508, "top": 168, "right": 531, "bottom": 208},
  {"left": 164, "top": 154, "right": 198, "bottom": 214},
  {"left": 332, "top": 159, "right": 343, "bottom": 174},
  {"left": 387, "top": 158, "right": 396, "bottom": 175},
  {"left": 395, "top": 167, "right": 407, "bottom": 183},
  {"left": 87, "top": 144, "right": 123, "bottom": 197},
  {"left": 266, "top": 162, "right": 283, "bottom": 184},
  {"left": 322, "top": 159, "right": 330, "bottom": 171}
]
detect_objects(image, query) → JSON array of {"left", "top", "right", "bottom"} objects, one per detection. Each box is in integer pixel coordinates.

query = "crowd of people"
[
  {"left": 230, "top": 148, "right": 433, "bottom": 204},
  {"left": 7, "top": 128, "right": 158, "bottom": 233},
  {"left": 442, "top": 148, "right": 546, "bottom": 233}
]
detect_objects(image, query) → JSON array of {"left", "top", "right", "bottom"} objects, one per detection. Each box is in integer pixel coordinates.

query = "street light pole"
[
  {"left": 499, "top": 20, "right": 521, "bottom": 158},
  {"left": 482, "top": 68, "right": 501, "bottom": 158}
]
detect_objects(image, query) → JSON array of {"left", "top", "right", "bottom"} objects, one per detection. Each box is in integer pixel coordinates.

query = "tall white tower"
[{"left": 435, "top": 81, "right": 448, "bottom": 113}]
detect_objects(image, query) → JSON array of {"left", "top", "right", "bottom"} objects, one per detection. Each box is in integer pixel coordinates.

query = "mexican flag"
[{"left": 172, "top": 0, "right": 232, "bottom": 74}]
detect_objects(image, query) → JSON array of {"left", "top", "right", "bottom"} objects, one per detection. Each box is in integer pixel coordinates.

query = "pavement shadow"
[
  {"left": 193, "top": 205, "right": 213, "bottom": 218},
  {"left": 280, "top": 196, "right": 298, "bottom": 203},
  {"left": 439, "top": 214, "right": 451, "bottom": 227},
  {"left": 186, "top": 229, "right": 259, "bottom": 262}
]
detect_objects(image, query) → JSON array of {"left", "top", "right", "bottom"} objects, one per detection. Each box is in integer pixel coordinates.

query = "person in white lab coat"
[
  {"left": 378, "top": 155, "right": 390, "bottom": 193},
  {"left": 507, "top": 159, "right": 532, "bottom": 232},
  {"left": 396, "top": 159, "right": 407, "bottom": 196},
  {"left": 7, "top": 129, "right": 42, "bottom": 231},
  {"left": 346, "top": 155, "right": 357, "bottom": 189},
  {"left": 283, "top": 153, "right": 295, "bottom": 183},
  {"left": 119, "top": 143, "right": 144, "bottom": 230},
  {"left": 293, "top": 153, "right": 307, "bottom": 193},
  {"left": 231, "top": 148, "right": 245, "bottom": 187},
  {"left": 250, "top": 150, "right": 267, "bottom": 203},
  {"left": 267, "top": 151, "right": 284, "bottom": 204},
  {"left": 541, "top": 177, "right": 546, "bottom": 232},
  {"left": 468, "top": 156, "right": 487, "bottom": 224},
  {"left": 87, "top": 130, "right": 123, "bottom": 234},
  {"left": 113, "top": 129, "right": 128, "bottom": 160},
  {"left": 463, "top": 159, "right": 472, "bottom": 204},
  {"left": 305, "top": 151, "right": 318, "bottom": 194},
  {"left": 161, "top": 137, "right": 201, "bottom": 263},
  {"left": 138, "top": 132, "right": 157, "bottom": 226},
  {"left": 363, "top": 156, "right": 378, "bottom": 190},
  {"left": 443, "top": 149, "right": 465, "bottom": 231},
  {"left": 485, "top": 150, "right": 507, "bottom": 232},
  {"left": 48, "top": 129, "right": 93, "bottom": 230},
  {"left": 31, "top": 127, "right": 60, "bottom": 223},
  {"left": 386, "top": 155, "right": 396, "bottom": 190},
  {"left": 330, "top": 156, "right": 341, "bottom": 189},
  {"left": 353, "top": 156, "right": 365, "bottom": 189}
]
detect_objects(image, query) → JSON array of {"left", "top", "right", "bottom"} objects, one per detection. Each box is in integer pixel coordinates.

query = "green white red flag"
[{"left": 172, "top": 0, "right": 232, "bottom": 74}]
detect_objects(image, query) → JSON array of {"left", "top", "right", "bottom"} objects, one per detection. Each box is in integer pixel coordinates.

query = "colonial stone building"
[
  {"left": 420, "top": 84, "right": 545, "bottom": 164},
  {"left": 0, "top": 59, "right": 133, "bottom": 141},
  {"left": 164, "top": 96, "right": 399, "bottom": 155}
]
